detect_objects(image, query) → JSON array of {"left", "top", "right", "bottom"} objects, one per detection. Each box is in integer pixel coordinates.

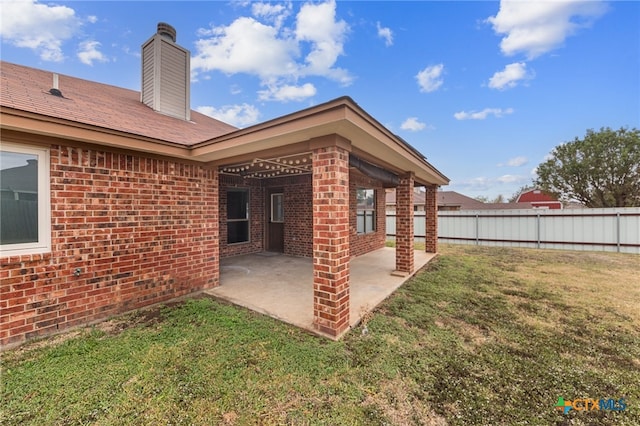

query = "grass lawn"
[{"left": 2, "top": 244, "right": 639, "bottom": 425}]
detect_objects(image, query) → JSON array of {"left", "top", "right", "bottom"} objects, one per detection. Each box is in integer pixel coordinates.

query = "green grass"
[{"left": 2, "top": 245, "right": 639, "bottom": 425}]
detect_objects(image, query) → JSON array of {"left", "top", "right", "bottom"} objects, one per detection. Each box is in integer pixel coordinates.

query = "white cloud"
[
  {"left": 192, "top": 17, "right": 298, "bottom": 79},
  {"left": 295, "top": 0, "right": 351, "bottom": 83},
  {"left": 87, "top": 15, "right": 98, "bottom": 24},
  {"left": 192, "top": 0, "right": 351, "bottom": 101},
  {"left": 507, "top": 156, "right": 528, "bottom": 167},
  {"left": 486, "top": 0, "right": 607, "bottom": 59},
  {"left": 488, "top": 62, "right": 533, "bottom": 90},
  {"left": 498, "top": 156, "right": 528, "bottom": 167},
  {"left": 497, "top": 174, "right": 524, "bottom": 184},
  {"left": 258, "top": 82, "right": 316, "bottom": 102},
  {"left": 454, "top": 107, "right": 514, "bottom": 120},
  {"left": 454, "top": 176, "right": 492, "bottom": 191},
  {"left": 400, "top": 117, "right": 427, "bottom": 132},
  {"left": 376, "top": 22, "right": 393, "bottom": 46},
  {"left": 416, "top": 64, "right": 444, "bottom": 93},
  {"left": 77, "top": 40, "right": 108, "bottom": 66},
  {"left": 196, "top": 104, "right": 260, "bottom": 128},
  {"left": 251, "top": 1, "right": 292, "bottom": 29},
  {"left": 0, "top": 0, "right": 81, "bottom": 61}
]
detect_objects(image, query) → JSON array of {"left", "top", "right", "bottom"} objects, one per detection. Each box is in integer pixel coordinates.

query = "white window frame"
[
  {"left": 356, "top": 188, "right": 376, "bottom": 234},
  {"left": 0, "top": 143, "right": 51, "bottom": 256}
]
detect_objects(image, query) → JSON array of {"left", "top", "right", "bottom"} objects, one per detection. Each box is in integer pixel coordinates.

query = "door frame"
[{"left": 265, "top": 187, "right": 284, "bottom": 252}]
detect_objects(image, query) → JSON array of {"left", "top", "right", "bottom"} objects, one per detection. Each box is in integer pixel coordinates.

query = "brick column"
[
  {"left": 395, "top": 173, "right": 414, "bottom": 274},
  {"left": 425, "top": 184, "right": 438, "bottom": 253},
  {"left": 207, "top": 167, "right": 220, "bottom": 287},
  {"left": 312, "top": 144, "right": 350, "bottom": 337}
]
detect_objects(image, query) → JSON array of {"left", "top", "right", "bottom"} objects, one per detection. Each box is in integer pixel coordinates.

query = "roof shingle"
[{"left": 1, "top": 61, "right": 236, "bottom": 145}]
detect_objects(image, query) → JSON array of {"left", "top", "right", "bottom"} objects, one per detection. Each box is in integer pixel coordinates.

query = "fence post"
[
  {"left": 537, "top": 212, "right": 541, "bottom": 249},
  {"left": 475, "top": 214, "right": 479, "bottom": 245},
  {"left": 616, "top": 212, "right": 621, "bottom": 253}
]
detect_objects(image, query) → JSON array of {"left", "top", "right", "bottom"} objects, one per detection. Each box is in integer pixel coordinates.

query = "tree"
[
  {"left": 491, "top": 194, "right": 505, "bottom": 203},
  {"left": 535, "top": 127, "right": 640, "bottom": 207},
  {"left": 475, "top": 195, "right": 505, "bottom": 203}
]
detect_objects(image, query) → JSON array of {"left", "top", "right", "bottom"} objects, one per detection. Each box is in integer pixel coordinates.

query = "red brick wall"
[
  {"left": 349, "top": 173, "right": 387, "bottom": 257},
  {"left": 1, "top": 144, "right": 219, "bottom": 348},
  {"left": 219, "top": 175, "right": 264, "bottom": 258},
  {"left": 218, "top": 172, "right": 385, "bottom": 261}
]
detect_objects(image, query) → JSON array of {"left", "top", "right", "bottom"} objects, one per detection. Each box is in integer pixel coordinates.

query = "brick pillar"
[
  {"left": 395, "top": 173, "right": 414, "bottom": 274},
  {"left": 312, "top": 144, "right": 350, "bottom": 337},
  {"left": 425, "top": 184, "right": 438, "bottom": 253},
  {"left": 208, "top": 167, "right": 221, "bottom": 287}
]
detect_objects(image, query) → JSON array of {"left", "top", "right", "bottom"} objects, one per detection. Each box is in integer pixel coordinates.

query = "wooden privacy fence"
[{"left": 386, "top": 207, "right": 640, "bottom": 254}]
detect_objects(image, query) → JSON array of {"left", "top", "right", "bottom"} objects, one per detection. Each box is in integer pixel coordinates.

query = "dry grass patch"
[
  {"left": 2, "top": 244, "right": 639, "bottom": 425},
  {"left": 363, "top": 377, "right": 447, "bottom": 426},
  {"left": 434, "top": 317, "right": 492, "bottom": 351},
  {"left": 499, "top": 249, "right": 640, "bottom": 330}
]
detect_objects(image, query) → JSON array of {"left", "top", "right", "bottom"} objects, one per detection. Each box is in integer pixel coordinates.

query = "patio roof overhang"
[
  {"left": 1, "top": 97, "right": 448, "bottom": 187},
  {"left": 196, "top": 97, "right": 449, "bottom": 187}
]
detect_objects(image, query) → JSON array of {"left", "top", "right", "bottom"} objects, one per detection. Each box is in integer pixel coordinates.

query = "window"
[
  {"left": 227, "top": 189, "right": 249, "bottom": 244},
  {"left": 356, "top": 188, "right": 375, "bottom": 234},
  {"left": 0, "top": 144, "right": 51, "bottom": 255},
  {"left": 271, "top": 193, "right": 284, "bottom": 223}
]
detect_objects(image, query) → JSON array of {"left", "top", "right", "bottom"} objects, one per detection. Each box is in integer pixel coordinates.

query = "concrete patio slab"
[{"left": 204, "top": 247, "right": 436, "bottom": 338}]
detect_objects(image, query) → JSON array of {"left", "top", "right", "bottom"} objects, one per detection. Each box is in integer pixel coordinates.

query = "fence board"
[{"left": 386, "top": 207, "right": 640, "bottom": 254}]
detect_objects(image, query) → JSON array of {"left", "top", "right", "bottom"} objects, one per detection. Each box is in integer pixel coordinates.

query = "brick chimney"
[{"left": 141, "top": 23, "right": 190, "bottom": 121}]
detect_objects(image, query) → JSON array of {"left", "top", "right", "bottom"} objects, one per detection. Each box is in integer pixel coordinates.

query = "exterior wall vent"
[{"left": 141, "top": 23, "right": 190, "bottom": 121}]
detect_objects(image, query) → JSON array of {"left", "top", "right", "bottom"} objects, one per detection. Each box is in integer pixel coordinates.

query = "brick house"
[{"left": 0, "top": 24, "right": 448, "bottom": 347}]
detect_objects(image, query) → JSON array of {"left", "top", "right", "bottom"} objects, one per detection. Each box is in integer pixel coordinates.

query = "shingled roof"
[{"left": 0, "top": 61, "right": 237, "bottom": 146}]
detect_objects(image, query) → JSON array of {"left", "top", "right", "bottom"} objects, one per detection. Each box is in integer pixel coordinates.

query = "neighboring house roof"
[
  {"left": 475, "top": 202, "right": 534, "bottom": 210},
  {"left": 1, "top": 61, "right": 448, "bottom": 186},
  {"left": 436, "top": 191, "right": 485, "bottom": 209},
  {"left": 386, "top": 190, "right": 485, "bottom": 209},
  {"left": 1, "top": 61, "right": 237, "bottom": 146},
  {"left": 386, "top": 190, "right": 535, "bottom": 209}
]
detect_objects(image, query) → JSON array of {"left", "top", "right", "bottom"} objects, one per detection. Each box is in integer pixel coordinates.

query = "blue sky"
[{"left": 1, "top": 0, "right": 639, "bottom": 199}]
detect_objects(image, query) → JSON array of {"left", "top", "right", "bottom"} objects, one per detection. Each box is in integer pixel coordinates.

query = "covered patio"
[
  {"left": 203, "top": 98, "right": 448, "bottom": 338},
  {"left": 205, "top": 247, "right": 436, "bottom": 338}
]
